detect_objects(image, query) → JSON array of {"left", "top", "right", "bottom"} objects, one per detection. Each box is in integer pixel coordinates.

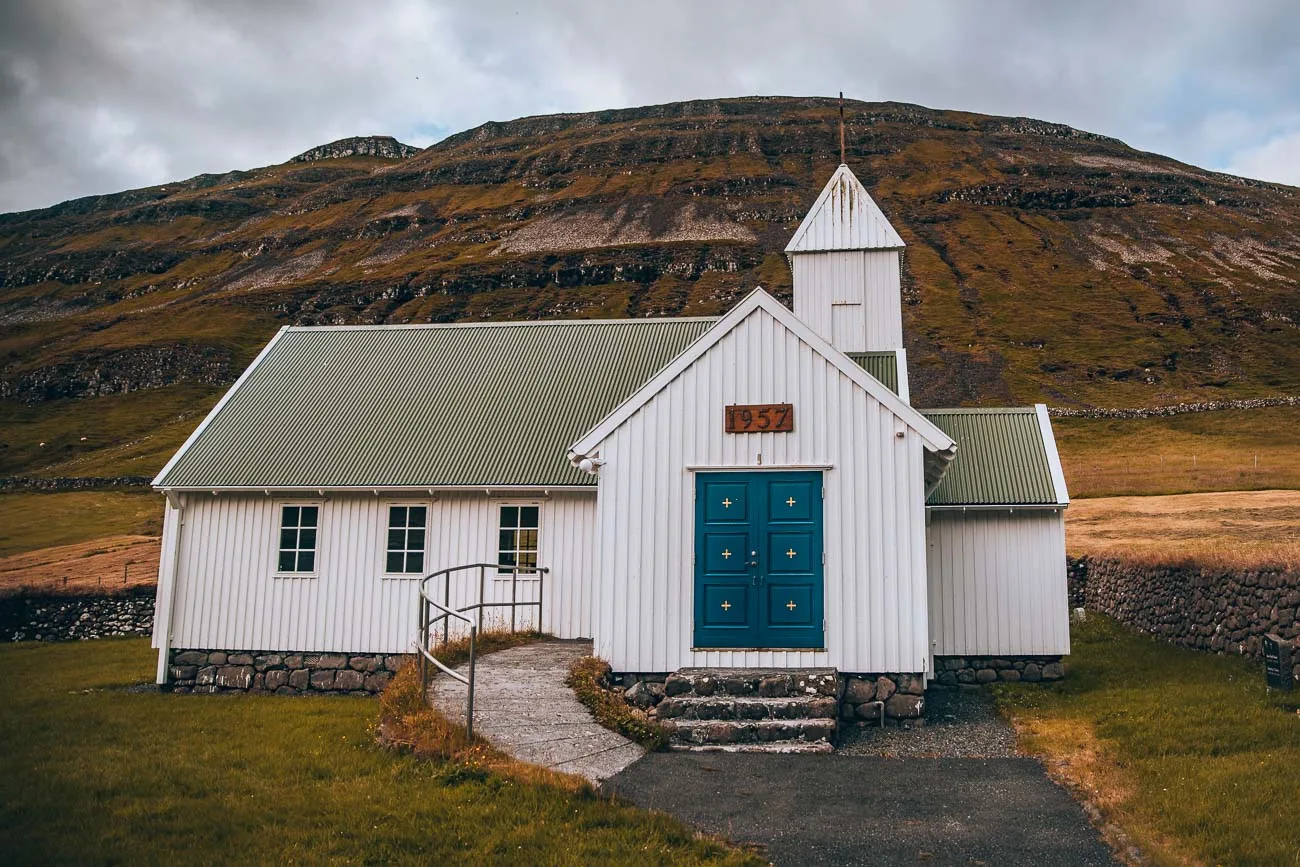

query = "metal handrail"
[{"left": 416, "top": 563, "right": 549, "bottom": 739}]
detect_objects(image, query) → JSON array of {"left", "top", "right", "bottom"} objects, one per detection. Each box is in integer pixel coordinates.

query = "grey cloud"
[{"left": 1, "top": 0, "right": 1298, "bottom": 212}]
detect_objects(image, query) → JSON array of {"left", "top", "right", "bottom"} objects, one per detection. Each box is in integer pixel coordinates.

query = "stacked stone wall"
[
  {"left": 168, "top": 650, "right": 409, "bottom": 695},
  {"left": 840, "top": 673, "right": 926, "bottom": 724},
  {"left": 1070, "top": 556, "right": 1300, "bottom": 685},
  {"left": 1, "top": 590, "right": 154, "bottom": 642},
  {"left": 932, "top": 656, "right": 1064, "bottom": 686}
]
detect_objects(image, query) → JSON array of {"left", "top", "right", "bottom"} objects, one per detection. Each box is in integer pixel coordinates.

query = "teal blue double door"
[{"left": 694, "top": 471, "right": 825, "bottom": 649}]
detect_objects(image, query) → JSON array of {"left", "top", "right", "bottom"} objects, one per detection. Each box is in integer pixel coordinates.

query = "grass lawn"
[
  {"left": 0, "top": 639, "right": 755, "bottom": 865},
  {"left": 0, "top": 491, "right": 163, "bottom": 558},
  {"left": 992, "top": 615, "right": 1300, "bottom": 866},
  {"left": 1053, "top": 406, "right": 1300, "bottom": 498}
]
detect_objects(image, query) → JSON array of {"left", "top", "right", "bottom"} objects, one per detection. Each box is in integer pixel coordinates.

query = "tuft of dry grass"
[
  {"left": 567, "top": 656, "right": 670, "bottom": 751},
  {"left": 1066, "top": 489, "right": 1300, "bottom": 570}
]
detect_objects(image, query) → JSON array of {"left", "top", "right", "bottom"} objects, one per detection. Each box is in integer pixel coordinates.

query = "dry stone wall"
[
  {"left": 1, "top": 590, "right": 154, "bottom": 641},
  {"left": 1070, "top": 556, "right": 1300, "bottom": 685}
]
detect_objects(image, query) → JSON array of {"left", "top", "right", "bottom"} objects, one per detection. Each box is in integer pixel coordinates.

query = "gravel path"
[
  {"left": 428, "top": 639, "right": 644, "bottom": 783},
  {"left": 837, "top": 686, "right": 1018, "bottom": 758}
]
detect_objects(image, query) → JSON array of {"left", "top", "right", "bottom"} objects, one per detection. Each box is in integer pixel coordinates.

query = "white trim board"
[{"left": 1034, "top": 404, "right": 1071, "bottom": 507}]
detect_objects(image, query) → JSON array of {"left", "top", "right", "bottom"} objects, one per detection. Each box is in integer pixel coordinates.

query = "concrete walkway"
[{"left": 428, "top": 639, "right": 643, "bottom": 783}]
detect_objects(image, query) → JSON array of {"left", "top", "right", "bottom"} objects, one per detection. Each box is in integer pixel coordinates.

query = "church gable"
[{"left": 784, "top": 164, "right": 905, "bottom": 253}]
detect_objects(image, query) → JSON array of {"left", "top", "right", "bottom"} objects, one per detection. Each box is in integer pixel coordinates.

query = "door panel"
[{"left": 694, "top": 471, "right": 824, "bottom": 649}]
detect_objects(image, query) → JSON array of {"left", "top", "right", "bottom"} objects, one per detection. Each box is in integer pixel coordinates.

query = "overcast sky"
[{"left": 1, "top": 0, "right": 1298, "bottom": 213}]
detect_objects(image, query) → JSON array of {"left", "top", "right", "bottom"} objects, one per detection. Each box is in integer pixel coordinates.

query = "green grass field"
[
  {"left": 993, "top": 615, "right": 1300, "bottom": 866},
  {"left": 0, "top": 491, "right": 163, "bottom": 557},
  {"left": 1053, "top": 405, "right": 1300, "bottom": 498},
  {"left": 0, "top": 639, "right": 753, "bottom": 865}
]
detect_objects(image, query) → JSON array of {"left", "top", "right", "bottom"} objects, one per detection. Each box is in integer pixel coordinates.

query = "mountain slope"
[{"left": 1, "top": 96, "right": 1298, "bottom": 480}]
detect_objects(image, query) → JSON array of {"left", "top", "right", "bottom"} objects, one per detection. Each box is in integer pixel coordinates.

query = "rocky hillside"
[
  {"left": 1, "top": 96, "right": 1297, "bottom": 480},
  {"left": 291, "top": 136, "right": 419, "bottom": 162}
]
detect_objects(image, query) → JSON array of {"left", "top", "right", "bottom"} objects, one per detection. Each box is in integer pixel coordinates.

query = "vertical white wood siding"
[
  {"left": 590, "top": 304, "right": 932, "bottom": 674},
  {"left": 792, "top": 250, "right": 903, "bottom": 352},
  {"left": 162, "top": 491, "right": 597, "bottom": 654},
  {"left": 926, "top": 510, "right": 1070, "bottom": 656}
]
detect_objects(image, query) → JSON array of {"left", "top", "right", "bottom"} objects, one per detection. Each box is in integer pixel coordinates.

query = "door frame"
[{"left": 691, "top": 468, "right": 826, "bottom": 651}]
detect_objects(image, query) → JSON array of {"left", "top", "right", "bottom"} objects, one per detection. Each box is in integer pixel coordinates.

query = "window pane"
[
  {"left": 388, "top": 505, "right": 406, "bottom": 527},
  {"left": 282, "top": 505, "right": 300, "bottom": 527},
  {"left": 280, "top": 528, "right": 297, "bottom": 549},
  {"left": 386, "top": 552, "right": 404, "bottom": 573},
  {"left": 500, "top": 506, "right": 518, "bottom": 528},
  {"left": 278, "top": 550, "right": 296, "bottom": 572},
  {"left": 298, "top": 551, "right": 315, "bottom": 573},
  {"left": 518, "top": 529, "right": 538, "bottom": 552},
  {"left": 387, "top": 528, "right": 405, "bottom": 550},
  {"left": 407, "top": 528, "right": 425, "bottom": 552},
  {"left": 498, "top": 550, "right": 516, "bottom": 568},
  {"left": 406, "top": 552, "right": 424, "bottom": 574},
  {"left": 520, "top": 506, "right": 539, "bottom": 528},
  {"left": 519, "top": 551, "right": 538, "bottom": 569},
  {"left": 498, "top": 529, "right": 516, "bottom": 551},
  {"left": 408, "top": 506, "right": 426, "bottom": 526},
  {"left": 299, "top": 529, "right": 316, "bottom": 551},
  {"left": 300, "top": 506, "right": 318, "bottom": 528}
]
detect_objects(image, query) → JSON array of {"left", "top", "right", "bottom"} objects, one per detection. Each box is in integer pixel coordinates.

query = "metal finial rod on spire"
[{"left": 839, "top": 91, "right": 845, "bottom": 165}]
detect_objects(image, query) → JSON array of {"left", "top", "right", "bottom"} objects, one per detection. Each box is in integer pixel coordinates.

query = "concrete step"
[
  {"left": 668, "top": 740, "right": 835, "bottom": 754},
  {"left": 664, "top": 717, "right": 838, "bottom": 748},
  {"left": 665, "top": 667, "right": 839, "bottom": 699},
  {"left": 656, "top": 694, "right": 838, "bottom": 721}
]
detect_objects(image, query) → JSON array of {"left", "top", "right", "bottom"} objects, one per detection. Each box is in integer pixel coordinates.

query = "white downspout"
[{"left": 154, "top": 492, "right": 186, "bottom": 685}]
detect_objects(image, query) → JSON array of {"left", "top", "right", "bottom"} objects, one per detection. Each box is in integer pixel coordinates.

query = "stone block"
[
  {"left": 334, "top": 670, "right": 364, "bottom": 691},
  {"left": 228, "top": 653, "right": 254, "bottom": 666},
  {"left": 937, "top": 670, "right": 957, "bottom": 687},
  {"left": 975, "top": 669, "right": 998, "bottom": 684},
  {"left": 170, "top": 665, "right": 198, "bottom": 682},
  {"left": 215, "top": 665, "right": 254, "bottom": 689},
  {"left": 364, "top": 671, "right": 392, "bottom": 692},
  {"left": 252, "top": 673, "right": 265, "bottom": 690},
  {"left": 208, "top": 652, "right": 227, "bottom": 666},
  {"left": 624, "top": 681, "right": 654, "bottom": 709},
  {"left": 885, "top": 693, "right": 924, "bottom": 719},
  {"left": 349, "top": 656, "right": 371, "bottom": 672},
  {"left": 285, "top": 654, "right": 304, "bottom": 669},
  {"left": 289, "top": 668, "right": 310, "bottom": 689},
  {"left": 664, "top": 674, "right": 691, "bottom": 696},
  {"left": 758, "top": 676, "right": 789, "bottom": 698},
  {"left": 855, "top": 700, "right": 885, "bottom": 722},
  {"left": 254, "top": 654, "right": 283, "bottom": 670},
  {"left": 645, "top": 682, "right": 665, "bottom": 703},
  {"left": 309, "top": 670, "right": 336, "bottom": 690},
  {"left": 196, "top": 665, "right": 217, "bottom": 685},
  {"left": 1042, "top": 662, "right": 1065, "bottom": 680},
  {"left": 998, "top": 669, "right": 1021, "bottom": 682},
  {"left": 264, "top": 670, "right": 290, "bottom": 691},
  {"left": 384, "top": 655, "right": 407, "bottom": 672},
  {"left": 1022, "top": 663, "right": 1042, "bottom": 682},
  {"left": 173, "top": 650, "right": 206, "bottom": 666},
  {"left": 844, "top": 677, "right": 875, "bottom": 704},
  {"left": 874, "top": 676, "right": 896, "bottom": 702},
  {"left": 896, "top": 673, "right": 925, "bottom": 695}
]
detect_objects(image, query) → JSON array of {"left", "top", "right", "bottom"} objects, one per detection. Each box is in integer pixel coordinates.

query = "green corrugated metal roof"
[
  {"left": 156, "top": 319, "right": 716, "bottom": 489},
  {"left": 920, "top": 408, "right": 1058, "bottom": 506},
  {"left": 846, "top": 351, "right": 899, "bottom": 394}
]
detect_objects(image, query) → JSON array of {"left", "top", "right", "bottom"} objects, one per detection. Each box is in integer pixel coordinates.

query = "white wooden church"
[{"left": 151, "top": 165, "right": 1070, "bottom": 726}]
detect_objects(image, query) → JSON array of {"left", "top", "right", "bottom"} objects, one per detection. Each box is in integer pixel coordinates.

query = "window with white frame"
[
  {"left": 497, "top": 504, "right": 539, "bottom": 575},
  {"left": 385, "top": 504, "right": 427, "bottom": 575},
  {"left": 277, "top": 504, "right": 319, "bottom": 574}
]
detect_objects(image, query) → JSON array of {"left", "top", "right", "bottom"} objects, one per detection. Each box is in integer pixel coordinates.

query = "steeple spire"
[{"left": 839, "top": 92, "right": 845, "bottom": 165}]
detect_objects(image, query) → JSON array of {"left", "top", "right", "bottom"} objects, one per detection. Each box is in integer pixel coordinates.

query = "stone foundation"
[
  {"left": 931, "top": 656, "right": 1065, "bottom": 687},
  {"left": 167, "top": 649, "right": 410, "bottom": 695},
  {"left": 839, "top": 673, "right": 926, "bottom": 724}
]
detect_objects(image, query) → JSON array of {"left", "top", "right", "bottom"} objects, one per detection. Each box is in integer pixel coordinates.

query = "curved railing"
[{"left": 416, "top": 564, "right": 548, "bottom": 739}]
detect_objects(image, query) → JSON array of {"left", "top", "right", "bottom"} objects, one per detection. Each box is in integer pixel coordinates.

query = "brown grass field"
[
  {"left": 0, "top": 535, "right": 160, "bottom": 597},
  {"left": 1065, "top": 489, "right": 1300, "bottom": 569}
]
